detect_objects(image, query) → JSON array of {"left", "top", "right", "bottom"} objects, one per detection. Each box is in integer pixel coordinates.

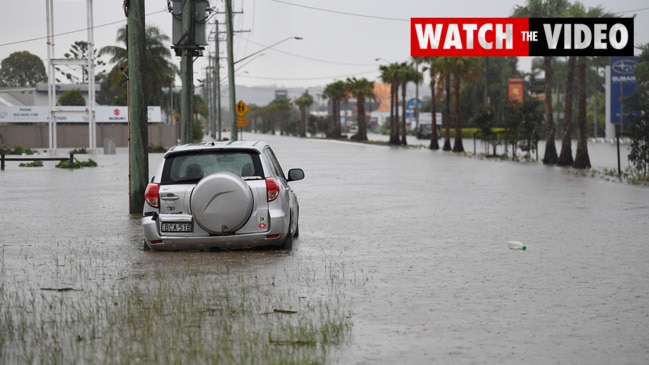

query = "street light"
[
  {"left": 235, "top": 37, "right": 302, "bottom": 65},
  {"left": 227, "top": 36, "right": 302, "bottom": 141}
]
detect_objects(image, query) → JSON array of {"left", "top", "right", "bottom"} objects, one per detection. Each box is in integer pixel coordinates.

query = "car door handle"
[{"left": 161, "top": 195, "right": 179, "bottom": 201}]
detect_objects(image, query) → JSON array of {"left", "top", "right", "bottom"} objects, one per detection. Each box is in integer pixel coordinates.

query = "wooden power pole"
[
  {"left": 179, "top": 0, "right": 195, "bottom": 144},
  {"left": 125, "top": 0, "right": 149, "bottom": 214}
]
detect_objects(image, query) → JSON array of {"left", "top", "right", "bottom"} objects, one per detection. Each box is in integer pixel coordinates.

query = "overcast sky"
[{"left": 1, "top": 0, "right": 648, "bottom": 90}]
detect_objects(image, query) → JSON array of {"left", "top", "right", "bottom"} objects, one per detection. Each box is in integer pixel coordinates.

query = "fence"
[{"left": 1, "top": 152, "right": 74, "bottom": 171}]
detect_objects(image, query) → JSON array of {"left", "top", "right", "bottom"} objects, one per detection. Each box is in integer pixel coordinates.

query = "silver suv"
[{"left": 142, "top": 140, "right": 304, "bottom": 251}]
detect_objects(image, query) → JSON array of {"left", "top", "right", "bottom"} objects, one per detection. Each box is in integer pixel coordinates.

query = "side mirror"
[{"left": 287, "top": 168, "right": 305, "bottom": 182}]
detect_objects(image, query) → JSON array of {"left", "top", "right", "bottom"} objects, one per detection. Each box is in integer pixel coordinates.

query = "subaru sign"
[
  {"left": 609, "top": 56, "right": 638, "bottom": 124},
  {"left": 406, "top": 98, "right": 423, "bottom": 119}
]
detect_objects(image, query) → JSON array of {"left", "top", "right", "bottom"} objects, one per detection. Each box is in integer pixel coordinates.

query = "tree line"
[
  {"left": 1, "top": 0, "right": 648, "bottom": 177},
  {"left": 0, "top": 25, "right": 177, "bottom": 110}
]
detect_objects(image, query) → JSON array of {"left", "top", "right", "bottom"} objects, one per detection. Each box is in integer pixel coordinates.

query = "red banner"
[{"left": 508, "top": 78, "right": 524, "bottom": 104}]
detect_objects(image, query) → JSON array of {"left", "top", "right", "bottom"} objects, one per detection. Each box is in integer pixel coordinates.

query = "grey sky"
[{"left": 1, "top": 0, "right": 648, "bottom": 90}]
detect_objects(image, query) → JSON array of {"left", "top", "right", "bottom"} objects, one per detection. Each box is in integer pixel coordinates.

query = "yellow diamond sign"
[{"left": 235, "top": 100, "right": 249, "bottom": 117}]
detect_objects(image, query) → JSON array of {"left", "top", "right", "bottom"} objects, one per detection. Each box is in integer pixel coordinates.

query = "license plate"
[{"left": 161, "top": 222, "right": 193, "bottom": 233}]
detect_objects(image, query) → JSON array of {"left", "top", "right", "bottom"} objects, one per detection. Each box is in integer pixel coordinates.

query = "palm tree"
[
  {"left": 450, "top": 57, "right": 483, "bottom": 153},
  {"left": 395, "top": 63, "right": 409, "bottom": 145},
  {"left": 399, "top": 63, "right": 423, "bottom": 145},
  {"left": 573, "top": 4, "right": 611, "bottom": 169},
  {"left": 380, "top": 63, "right": 403, "bottom": 145},
  {"left": 322, "top": 80, "right": 347, "bottom": 139},
  {"left": 437, "top": 58, "right": 454, "bottom": 151},
  {"left": 99, "top": 25, "right": 178, "bottom": 107},
  {"left": 419, "top": 57, "right": 441, "bottom": 150},
  {"left": 513, "top": 0, "right": 570, "bottom": 164},
  {"left": 557, "top": 55, "right": 576, "bottom": 166},
  {"left": 345, "top": 77, "right": 375, "bottom": 141},
  {"left": 294, "top": 91, "right": 313, "bottom": 137}
]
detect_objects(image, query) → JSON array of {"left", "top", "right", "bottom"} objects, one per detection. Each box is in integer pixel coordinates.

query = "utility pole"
[
  {"left": 213, "top": 20, "right": 223, "bottom": 141},
  {"left": 86, "top": 0, "right": 96, "bottom": 150},
  {"left": 215, "top": 46, "right": 222, "bottom": 141},
  {"left": 180, "top": 0, "right": 195, "bottom": 144},
  {"left": 205, "top": 58, "right": 213, "bottom": 138},
  {"left": 125, "top": 0, "right": 148, "bottom": 214},
  {"left": 225, "top": 0, "right": 237, "bottom": 141},
  {"left": 211, "top": 17, "right": 246, "bottom": 141}
]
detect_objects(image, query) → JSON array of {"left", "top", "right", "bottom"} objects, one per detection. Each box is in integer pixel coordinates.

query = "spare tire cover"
[{"left": 190, "top": 172, "right": 253, "bottom": 234}]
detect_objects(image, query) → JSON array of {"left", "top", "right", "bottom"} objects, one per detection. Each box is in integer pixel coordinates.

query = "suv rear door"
[{"left": 157, "top": 149, "right": 270, "bottom": 235}]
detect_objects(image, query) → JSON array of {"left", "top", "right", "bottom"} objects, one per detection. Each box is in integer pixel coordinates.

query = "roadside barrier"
[{"left": 1, "top": 153, "right": 74, "bottom": 170}]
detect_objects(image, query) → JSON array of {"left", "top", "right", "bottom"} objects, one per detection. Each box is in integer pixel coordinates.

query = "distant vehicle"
[
  {"left": 415, "top": 124, "right": 432, "bottom": 139},
  {"left": 414, "top": 112, "right": 442, "bottom": 139},
  {"left": 142, "top": 140, "right": 304, "bottom": 251}
]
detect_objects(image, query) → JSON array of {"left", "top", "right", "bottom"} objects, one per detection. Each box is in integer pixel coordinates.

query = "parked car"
[
  {"left": 415, "top": 124, "right": 432, "bottom": 139},
  {"left": 142, "top": 140, "right": 304, "bottom": 251},
  {"left": 414, "top": 123, "right": 442, "bottom": 140}
]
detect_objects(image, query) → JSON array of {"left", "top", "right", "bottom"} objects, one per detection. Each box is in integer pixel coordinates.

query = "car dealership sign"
[
  {"left": 0, "top": 106, "right": 162, "bottom": 123},
  {"left": 609, "top": 56, "right": 639, "bottom": 124}
]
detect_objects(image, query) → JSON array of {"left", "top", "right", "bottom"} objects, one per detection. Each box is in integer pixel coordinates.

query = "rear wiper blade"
[{"left": 174, "top": 178, "right": 200, "bottom": 184}]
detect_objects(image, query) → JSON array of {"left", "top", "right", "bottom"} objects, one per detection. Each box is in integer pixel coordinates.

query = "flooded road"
[{"left": 1, "top": 134, "right": 648, "bottom": 364}]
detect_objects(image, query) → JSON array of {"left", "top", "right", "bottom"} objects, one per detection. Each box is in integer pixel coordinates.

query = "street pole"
[
  {"left": 125, "top": 0, "right": 148, "bottom": 214},
  {"left": 46, "top": 0, "right": 56, "bottom": 151},
  {"left": 205, "top": 60, "right": 212, "bottom": 138},
  {"left": 225, "top": 0, "right": 237, "bottom": 141},
  {"left": 215, "top": 22, "right": 222, "bottom": 141},
  {"left": 180, "top": 0, "right": 195, "bottom": 144},
  {"left": 415, "top": 59, "right": 419, "bottom": 130},
  {"left": 87, "top": 0, "right": 96, "bottom": 150},
  {"left": 214, "top": 27, "right": 223, "bottom": 141}
]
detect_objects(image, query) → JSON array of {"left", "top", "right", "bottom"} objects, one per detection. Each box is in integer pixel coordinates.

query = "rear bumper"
[{"left": 141, "top": 213, "right": 289, "bottom": 251}]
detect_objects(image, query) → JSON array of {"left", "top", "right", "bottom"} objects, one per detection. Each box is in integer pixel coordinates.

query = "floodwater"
[{"left": 1, "top": 133, "right": 648, "bottom": 364}]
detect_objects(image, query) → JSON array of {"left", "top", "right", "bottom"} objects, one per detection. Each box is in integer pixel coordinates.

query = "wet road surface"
[{"left": 1, "top": 133, "right": 648, "bottom": 364}]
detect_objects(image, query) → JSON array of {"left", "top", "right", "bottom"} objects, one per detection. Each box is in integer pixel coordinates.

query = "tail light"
[
  {"left": 144, "top": 183, "right": 160, "bottom": 208},
  {"left": 266, "top": 178, "right": 280, "bottom": 202}
]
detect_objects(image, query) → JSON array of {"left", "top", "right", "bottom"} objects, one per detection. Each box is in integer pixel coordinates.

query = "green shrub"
[
  {"left": 1, "top": 146, "right": 35, "bottom": 155},
  {"left": 56, "top": 158, "right": 98, "bottom": 169},
  {"left": 18, "top": 161, "right": 44, "bottom": 168}
]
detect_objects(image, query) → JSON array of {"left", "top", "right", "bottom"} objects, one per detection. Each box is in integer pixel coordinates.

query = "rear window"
[{"left": 161, "top": 150, "right": 263, "bottom": 184}]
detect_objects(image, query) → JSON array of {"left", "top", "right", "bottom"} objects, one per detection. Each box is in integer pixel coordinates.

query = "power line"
[
  {"left": 0, "top": 9, "right": 167, "bottom": 48},
  {"left": 270, "top": 0, "right": 649, "bottom": 20},
  {"left": 239, "top": 68, "right": 379, "bottom": 82},
  {"left": 237, "top": 36, "right": 377, "bottom": 67},
  {"left": 268, "top": 0, "right": 407, "bottom": 22},
  {"left": 616, "top": 6, "right": 649, "bottom": 14}
]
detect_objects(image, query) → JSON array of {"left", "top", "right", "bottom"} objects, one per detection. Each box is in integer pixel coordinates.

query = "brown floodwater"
[{"left": 1, "top": 134, "right": 648, "bottom": 364}]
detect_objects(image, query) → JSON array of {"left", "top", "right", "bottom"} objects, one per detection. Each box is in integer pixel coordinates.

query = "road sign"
[
  {"left": 406, "top": 98, "right": 423, "bottom": 119},
  {"left": 609, "top": 57, "right": 639, "bottom": 124},
  {"left": 236, "top": 100, "right": 249, "bottom": 117},
  {"left": 236, "top": 117, "right": 248, "bottom": 127}
]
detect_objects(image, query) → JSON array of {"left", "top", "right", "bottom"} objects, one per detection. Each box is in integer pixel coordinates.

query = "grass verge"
[{"left": 0, "top": 244, "right": 352, "bottom": 365}]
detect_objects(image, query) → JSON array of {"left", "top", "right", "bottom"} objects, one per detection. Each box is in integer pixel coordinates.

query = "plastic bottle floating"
[{"left": 508, "top": 240, "right": 527, "bottom": 251}]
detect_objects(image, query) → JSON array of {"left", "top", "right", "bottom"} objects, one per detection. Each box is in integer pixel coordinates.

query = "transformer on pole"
[{"left": 171, "top": 0, "right": 209, "bottom": 144}]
